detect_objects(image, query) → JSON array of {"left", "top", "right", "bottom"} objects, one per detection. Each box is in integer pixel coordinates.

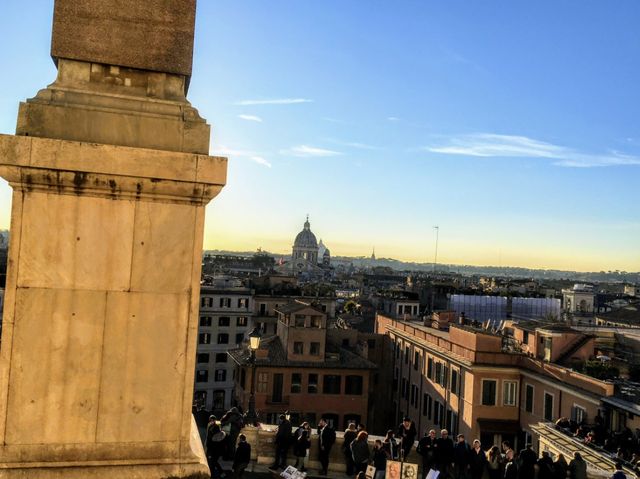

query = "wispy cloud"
[
  {"left": 211, "top": 146, "right": 272, "bottom": 168},
  {"left": 387, "top": 116, "right": 400, "bottom": 122},
  {"left": 423, "top": 133, "right": 640, "bottom": 168},
  {"left": 327, "top": 139, "right": 381, "bottom": 150},
  {"left": 234, "top": 98, "right": 313, "bottom": 106},
  {"left": 238, "top": 114, "right": 263, "bottom": 123},
  {"left": 250, "top": 156, "right": 272, "bottom": 168},
  {"left": 280, "top": 145, "right": 343, "bottom": 158}
]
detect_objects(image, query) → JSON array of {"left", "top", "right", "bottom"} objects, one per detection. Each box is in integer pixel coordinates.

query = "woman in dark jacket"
[
  {"left": 351, "top": 431, "right": 371, "bottom": 475},
  {"left": 293, "top": 430, "right": 311, "bottom": 471},
  {"left": 343, "top": 423, "right": 358, "bottom": 476}
]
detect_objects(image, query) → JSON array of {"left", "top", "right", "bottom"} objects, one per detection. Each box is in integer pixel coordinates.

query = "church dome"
[{"left": 294, "top": 218, "right": 318, "bottom": 249}]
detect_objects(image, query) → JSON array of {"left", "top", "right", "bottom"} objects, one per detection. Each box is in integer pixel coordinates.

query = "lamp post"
[{"left": 244, "top": 326, "right": 262, "bottom": 426}]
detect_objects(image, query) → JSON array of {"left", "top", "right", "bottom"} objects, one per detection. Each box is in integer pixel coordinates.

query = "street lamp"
[{"left": 244, "top": 327, "right": 262, "bottom": 426}]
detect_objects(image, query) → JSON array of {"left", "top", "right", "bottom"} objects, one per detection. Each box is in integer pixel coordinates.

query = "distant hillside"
[{"left": 204, "top": 249, "right": 639, "bottom": 283}]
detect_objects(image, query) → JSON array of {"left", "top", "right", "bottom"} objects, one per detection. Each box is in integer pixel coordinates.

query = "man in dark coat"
[
  {"left": 517, "top": 443, "right": 537, "bottom": 479},
  {"left": 568, "top": 452, "right": 587, "bottom": 479},
  {"left": 318, "top": 418, "right": 336, "bottom": 475},
  {"left": 416, "top": 429, "right": 437, "bottom": 479},
  {"left": 435, "top": 429, "right": 454, "bottom": 477},
  {"left": 270, "top": 414, "right": 292, "bottom": 469},
  {"left": 453, "top": 434, "right": 471, "bottom": 479},
  {"left": 397, "top": 416, "right": 418, "bottom": 460}
]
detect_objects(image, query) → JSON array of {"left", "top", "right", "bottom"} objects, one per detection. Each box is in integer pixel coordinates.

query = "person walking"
[
  {"left": 517, "top": 444, "right": 536, "bottom": 479},
  {"left": 293, "top": 430, "right": 311, "bottom": 472},
  {"left": 569, "top": 452, "right": 587, "bottom": 479},
  {"left": 318, "top": 418, "right": 336, "bottom": 475},
  {"left": 372, "top": 439, "right": 388, "bottom": 479},
  {"left": 383, "top": 430, "right": 399, "bottom": 461},
  {"left": 397, "top": 417, "right": 418, "bottom": 461},
  {"left": 232, "top": 434, "right": 251, "bottom": 479},
  {"left": 469, "top": 440, "right": 487, "bottom": 479},
  {"left": 343, "top": 423, "right": 359, "bottom": 476},
  {"left": 271, "top": 414, "right": 292, "bottom": 470},
  {"left": 537, "top": 451, "right": 554, "bottom": 479},
  {"left": 351, "top": 431, "right": 371, "bottom": 475},
  {"left": 221, "top": 407, "right": 244, "bottom": 460},
  {"left": 417, "top": 429, "right": 437, "bottom": 479}
]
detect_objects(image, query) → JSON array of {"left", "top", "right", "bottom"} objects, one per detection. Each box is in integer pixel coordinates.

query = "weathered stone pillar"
[{"left": 0, "top": 1, "right": 226, "bottom": 477}]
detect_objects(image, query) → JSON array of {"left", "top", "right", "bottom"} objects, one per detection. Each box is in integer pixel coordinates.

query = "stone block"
[
  {"left": 16, "top": 191, "right": 135, "bottom": 291},
  {"left": 51, "top": 0, "right": 196, "bottom": 77}
]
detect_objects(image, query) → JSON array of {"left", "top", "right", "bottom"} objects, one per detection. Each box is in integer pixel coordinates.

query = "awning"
[{"left": 477, "top": 418, "right": 521, "bottom": 434}]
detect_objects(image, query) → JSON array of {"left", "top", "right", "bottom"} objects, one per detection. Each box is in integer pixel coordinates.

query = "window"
[
  {"left": 199, "top": 333, "right": 211, "bottom": 345},
  {"left": 434, "top": 401, "right": 442, "bottom": 425},
  {"left": 219, "top": 298, "right": 231, "bottom": 308},
  {"left": 235, "top": 333, "right": 244, "bottom": 345},
  {"left": 215, "top": 353, "right": 227, "bottom": 363},
  {"left": 293, "top": 342, "right": 304, "bottom": 354},
  {"left": 257, "top": 372, "right": 268, "bottom": 393},
  {"left": 427, "top": 357, "right": 434, "bottom": 379},
  {"left": 414, "top": 351, "right": 420, "bottom": 371},
  {"left": 571, "top": 405, "right": 586, "bottom": 424},
  {"left": 213, "top": 390, "right": 225, "bottom": 410},
  {"left": 291, "top": 373, "right": 302, "bottom": 393},
  {"left": 404, "top": 346, "right": 409, "bottom": 364},
  {"left": 201, "top": 297, "right": 206, "bottom": 308},
  {"left": 439, "top": 365, "right": 448, "bottom": 387},
  {"left": 197, "top": 353, "right": 209, "bottom": 364},
  {"left": 342, "top": 338, "right": 349, "bottom": 347},
  {"left": 503, "top": 381, "right": 518, "bottom": 406},
  {"left": 218, "top": 317, "right": 230, "bottom": 327},
  {"left": 215, "top": 369, "right": 227, "bottom": 382},
  {"left": 544, "top": 392, "right": 554, "bottom": 421},
  {"left": 525, "top": 384, "right": 534, "bottom": 413},
  {"left": 217, "top": 333, "right": 229, "bottom": 344},
  {"left": 435, "top": 363, "right": 442, "bottom": 384},
  {"left": 196, "top": 370, "right": 208, "bottom": 383},
  {"left": 295, "top": 315, "right": 306, "bottom": 327},
  {"left": 237, "top": 317, "right": 248, "bottom": 327},
  {"left": 395, "top": 341, "right": 400, "bottom": 359},
  {"left": 367, "top": 339, "right": 376, "bottom": 349},
  {"left": 451, "top": 369, "right": 459, "bottom": 395},
  {"left": 310, "top": 316, "right": 322, "bottom": 328},
  {"left": 238, "top": 298, "right": 248, "bottom": 308},
  {"left": 393, "top": 369, "right": 399, "bottom": 392},
  {"left": 422, "top": 393, "right": 430, "bottom": 416},
  {"left": 323, "top": 375, "right": 341, "bottom": 394},
  {"left": 411, "top": 384, "right": 418, "bottom": 407},
  {"left": 345, "top": 375, "right": 363, "bottom": 395},
  {"left": 308, "top": 374, "right": 318, "bottom": 393},
  {"left": 200, "top": 316, "right": 212, "bottom": 327},
  {"left": 482, "top": 380, "right": 497, "bottom": 406},
  {"left": 523, "top": 331, "right": 529, "bottom": 344},
  {"left": 310, "top": 342, "right": 320, "bottom": 355},
  {"left": 259, "top": 303, "right": 267, "bottom": 315}
]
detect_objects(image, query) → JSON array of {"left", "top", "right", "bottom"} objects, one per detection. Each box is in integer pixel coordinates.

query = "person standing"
[
  {"left": 397, "top": 417, "right": 418, "bottom": 461},
  {"left": 417, "top": 429, "right": 437, "bottom": 479},
  {"left": 469, "top": 439, "right": 487, "bottom": 479},
  {"left": 293, "top": 430, "right": 311, "bottom": 472},
  {"left": 232, "top": 434, "right": 251, "bottom": 479},
  {"left": 517, "top": 444, "right": 536, "bottom": 479},
  {"left": 372, "top": 439, "right": 388, "bottom": 479},
  {"left": 435, "top": 429, "right": 454, "bottom": 478},
  {"left": 271, "top": 414, "right": 292, "bottom": 470},
  {"left": 568, "top": 452, "right": 587, "bottom": 479},
  {"left": 452, "top": 434, "right": 471, "bottom": 479},
  {"left": 221, "top": 407, "right": 244, "bottom": 460},
  {"left": 318, "top": 418, "right": 336, "bottom": 475},
  {"left": 343, "top": 423, "right": 359, "bottom": 476},
  {"left": 504, "top": 450, "right": 518, "bottom": 479},
  {"left": 206, "top": 423, "right": 227, "bottom": 478},
  {"left": 552, "top": 453, "right": 568, "bottom": 479},
  {"left": 383, "top": 430, "right": 399, "bottom": 461},
  {"left": 351, "top": 431, "right": 371, "bottom": 475},
  {"left": 537, "top": 451, "right": 554, "bottom": 479},
  {"left": 486, "top": 446, "right": 502, "bottom": 479}
]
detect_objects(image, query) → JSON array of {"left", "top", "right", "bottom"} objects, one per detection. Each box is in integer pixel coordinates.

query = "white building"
[
  {"left": 562, "top": 284, "right": 595, "bottom": 316},
  {"left": 194, "top": 276, "right": 254, "bottom": 412}
]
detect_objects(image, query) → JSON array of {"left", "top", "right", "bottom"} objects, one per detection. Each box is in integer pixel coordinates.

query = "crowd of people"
[
  {"left": 556, "top": 415, "right": 640, "bottom": 476},
  {"left": 203, "top": 409, "right": 637, "bottom": 479}
]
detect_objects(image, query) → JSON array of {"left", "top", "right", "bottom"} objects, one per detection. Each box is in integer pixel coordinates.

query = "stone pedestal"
[{"left": 0, "top": 135, "right": 226, "bottom": 478}]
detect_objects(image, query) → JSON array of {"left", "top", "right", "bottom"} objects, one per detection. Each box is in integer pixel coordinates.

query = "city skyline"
[{"left": 1, "top": 1, "right": 639, "bottom": 272}]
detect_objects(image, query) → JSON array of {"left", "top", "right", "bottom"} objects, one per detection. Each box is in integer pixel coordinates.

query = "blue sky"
[{"left": 1, "top": 1, "right": 639, "bottom": 271}]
